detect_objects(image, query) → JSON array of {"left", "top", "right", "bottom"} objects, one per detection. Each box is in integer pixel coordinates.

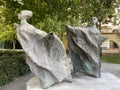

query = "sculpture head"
[
  {"left": 18, "top": 10, "right": 33, "bottom": 20},
  {"left": 92, "top": 17, "right": 98, "bottom": 25}
]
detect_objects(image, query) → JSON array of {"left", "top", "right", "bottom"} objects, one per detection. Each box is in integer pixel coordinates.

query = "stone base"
[{"left": 26, "top": 71, "right": 120, "bottom": 90}]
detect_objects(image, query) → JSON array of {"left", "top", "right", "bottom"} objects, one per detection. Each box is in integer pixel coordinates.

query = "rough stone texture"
[
  {"left": 26, "top": 71, "right": 120, "bottom": 90},
  {"left": 15, "top": 10, "right": 72, "bottom": 89},
  {"left": 66, "top": 17, "right": 107, "bottom": 78}
]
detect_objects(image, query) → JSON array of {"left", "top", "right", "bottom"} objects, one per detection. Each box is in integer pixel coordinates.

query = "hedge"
[{"left": 0, "top": 49, "right": 30, "bottom": 86}]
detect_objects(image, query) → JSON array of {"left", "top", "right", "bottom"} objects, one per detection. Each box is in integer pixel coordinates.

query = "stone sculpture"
[
  {"left": 66, "top": 17, "right": 107, "bottom": 78},
  {"left": 15, "top": 10, "right": 71, "bottom": 89}
]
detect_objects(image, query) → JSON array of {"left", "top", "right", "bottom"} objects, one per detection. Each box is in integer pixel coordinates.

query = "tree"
[
  {"left": 2, "top": 0, "right": 119, "bottom": 26},
  {"left": 0, "top": 0, "right": 119, "bottom": 49},
  {"left": 0, "top": 24, "right": 16, "bottom": 49},
  {"left": 0, "top": 2, "right": 17, "bottom": 49}
]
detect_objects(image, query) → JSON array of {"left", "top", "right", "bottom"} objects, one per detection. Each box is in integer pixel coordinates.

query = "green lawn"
[{"left": 101, "top": 53, "right": 120, "bottom": 64}]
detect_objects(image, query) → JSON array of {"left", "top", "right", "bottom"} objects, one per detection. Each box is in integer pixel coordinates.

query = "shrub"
[{"left": 0, "top": 49, "right": 30, "bottom": 86}]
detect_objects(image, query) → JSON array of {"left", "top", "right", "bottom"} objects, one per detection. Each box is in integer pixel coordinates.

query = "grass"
[{"left": 101, "top": 53, "right": 120, "bottom": 64}]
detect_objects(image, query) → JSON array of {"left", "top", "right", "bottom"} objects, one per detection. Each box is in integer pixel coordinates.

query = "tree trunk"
[{"left": 13, "top": 40, "right": 16, "bottom": 50}]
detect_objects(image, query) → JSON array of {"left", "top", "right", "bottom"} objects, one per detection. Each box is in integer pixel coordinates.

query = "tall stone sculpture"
[
  {"left": 15, "top": 10, "right": 71, "bottom": 89},
  {"left": 66, "top": 17, "right": 107, "bottom": 78}
]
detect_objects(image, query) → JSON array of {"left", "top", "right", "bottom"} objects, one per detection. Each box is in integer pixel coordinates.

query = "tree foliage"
[
  {"left": 2, "top": 0, "right": 118, "bottom": 25},
  {"left": 0, "top": 0, "right": 119, "bottom": 49}
]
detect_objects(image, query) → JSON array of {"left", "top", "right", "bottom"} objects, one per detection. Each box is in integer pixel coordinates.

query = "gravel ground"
[{"left": 0, "top": 62, "right": 120, "bottom": 90}]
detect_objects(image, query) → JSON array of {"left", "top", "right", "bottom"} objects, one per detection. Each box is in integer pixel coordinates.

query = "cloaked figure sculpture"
[
  {"left": 15, "top": 10, "right": 71, "bottom": 89},
  {"left": 66, "top": 17, "right": 107, "bottom": 78}
]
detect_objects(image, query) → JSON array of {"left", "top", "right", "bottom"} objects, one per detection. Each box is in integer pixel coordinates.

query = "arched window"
[
  {"left": 110, "top": 41, "right": 119, "bottom": 49},
  {"left": 112, "top": 29, "right": 119, "bottom": 33}
]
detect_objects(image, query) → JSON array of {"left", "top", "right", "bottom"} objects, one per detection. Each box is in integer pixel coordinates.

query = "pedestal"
[{"left": 26, "top": 71, "right": 120, "bottom": 90}]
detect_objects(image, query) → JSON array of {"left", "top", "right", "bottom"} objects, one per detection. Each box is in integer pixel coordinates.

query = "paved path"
[
  {"left": 102, "top": 62, "right": 120, "bottom": 78},
  {"left": 0, "top": 73, "right": 34, "bottom": 90},
  {"left": 0, "top": 63, "right": 120, "bottom": 90}
]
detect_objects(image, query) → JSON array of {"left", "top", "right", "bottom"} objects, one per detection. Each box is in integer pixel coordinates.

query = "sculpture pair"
[{"left": 15, "top": 10, "right": 107, "bottom": 89}]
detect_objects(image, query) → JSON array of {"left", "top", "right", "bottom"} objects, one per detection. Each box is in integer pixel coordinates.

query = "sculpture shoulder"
[
  {"left": 16, "top": 23, "right": 35, "bottom": 32},
  {"left": 74, "top": 26, "right": 89, "bottom": 33},
  {"left": 16, "top": 22, "right": 47, "bottom": 37},
  {"left": 89, "top": 27, "right": 101, "bottom": 35}
]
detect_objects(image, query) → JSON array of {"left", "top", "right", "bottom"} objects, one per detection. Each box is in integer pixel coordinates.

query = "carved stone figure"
[
  {"left": 66, "top": 17, "right": 107, "bottom": 78},
  {"left": 15, "top": 10, "right": 71, "bottom": 89}
]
